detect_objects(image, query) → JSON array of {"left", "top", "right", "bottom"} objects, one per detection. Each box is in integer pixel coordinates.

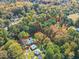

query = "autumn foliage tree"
[{"left": 4, "top": 40, "right": 26, "bottom": 59}]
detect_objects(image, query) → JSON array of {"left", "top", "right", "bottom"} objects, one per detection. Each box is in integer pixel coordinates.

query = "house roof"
[
  {"left": 30, "top": 44, "right": 37, "bottom": 50},
  {"left": 27, "top": 37, "right": 33, "bottom": 44},
  {"left": 34, "top": 49, "right": 41, "bottom": 55},
  {"left": 20, "top": 37, "right": 34, "bottom": 45}
]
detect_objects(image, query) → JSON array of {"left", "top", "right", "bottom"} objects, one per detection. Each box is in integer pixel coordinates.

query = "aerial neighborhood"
[{"left": 0, "top": 0, "right": 79, "bottom": 59}]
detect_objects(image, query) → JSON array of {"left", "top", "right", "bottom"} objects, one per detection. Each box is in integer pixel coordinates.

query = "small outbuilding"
[{"left": 30, "top": 44, "right": 37, "bottom": 50}]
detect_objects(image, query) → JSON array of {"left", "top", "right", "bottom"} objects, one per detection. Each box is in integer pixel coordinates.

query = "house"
[
  {"left": 34, "top": 49, "right": 41, "bottom": 56},
  {"left": 20, "top": 37, "right": 34, "bottom": 47},
  {"left": 27, "top": 37, "right": 33, "bottom": 45},
  {"left": 30, "top": 44, "right": 37, "bottom": 50}
]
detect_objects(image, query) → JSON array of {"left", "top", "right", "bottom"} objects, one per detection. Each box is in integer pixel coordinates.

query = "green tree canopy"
[
  {"left": 4, "top": 40, "right": 26, "bottom": 59},
  {"left": 45, "top": 42, "right": 62, "bottom": 59}
]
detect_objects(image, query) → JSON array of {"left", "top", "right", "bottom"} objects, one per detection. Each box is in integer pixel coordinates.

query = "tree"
[
  {"left": 18, "top": 31, "right": 29, "bottom": 39},
  {"left": 4, "top": 40, "right": 26, "bottom": 59},
  {"left": 0, "top": 50, "right": 8, "bottom": 59},
  {"left": 0, "top": 19, "right": 5, "bottom": 28},
  {"left": 45, "top": 42, "right": 62, "bottom": 59},
  {"left": 9, "top": 25, "right": 20, "bottom": 33},
  {"left": 27, "top": 49, "right": 34, "bottom": 59},
  {"left": 2, "top": 29, "right": 8, "bottom": 41},
  {"left": 34, "top": 32, "right": 49, "bottom": 44},
  {"left": 29, "top": 22, "right": 42, "bottom": 35},
  {"left": 12, "top": 7, "right": 24, "bottom": 17},
  {"left": 0, "top": 37, "right": 5, "bottom": 46},
  {"left": 1, "top": 0, "right": 16, "bottom": 3},
  {"left": 53, "top": 34, "right": 69, "bottom": 46},
  {"left": 75, "top": 19, "right": 79, "bottom": 28},
  {"left": 42, "top": 26, "right": 54, "bottom": 39},
  {"left": 48, "top": 18, "right": 56, "bottom": 25},
  {"left": 67, "top": 26, "right": 79, "bottom": 41},
  {"left": 0, "top": 28, "right": 8, "bottom": 43},
  {"left": 34, "top": 32, "right": 50, "bottom": 49},
  {"left": 20, "top": 25, "right": 29, "bottom": 32},
  {"left": 33, "top": 3, "right": 39, "bottom": 13},
  {"left": 4, "top": 19, "right": 10, "bottom": 27},
  {"left": 61, "top": 16, "right": 74, "bottom": 26},
  {"left": 41, "top": 18, "right": 56, "bottom": 27},
  {"left": 61, "top": 42, "right": 77, "bottom": 59}
]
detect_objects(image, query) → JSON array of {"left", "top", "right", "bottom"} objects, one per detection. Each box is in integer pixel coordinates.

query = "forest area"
[{"left": 0, "top": 0, "right": 79, "bottom": 59}]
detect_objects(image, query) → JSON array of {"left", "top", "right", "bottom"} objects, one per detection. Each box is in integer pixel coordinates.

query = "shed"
[{"left": 30, "top": 44, "right": 37, "bottom": 50}]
